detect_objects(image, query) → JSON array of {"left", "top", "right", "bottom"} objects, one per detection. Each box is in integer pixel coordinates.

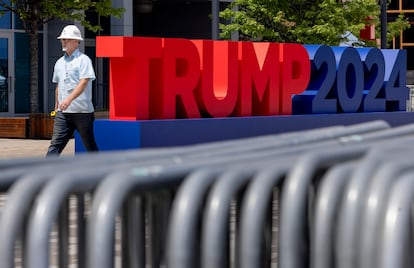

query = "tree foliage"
[
  {"left": 386, "top": 13, "right": 410, "bottom": 44},
  {"left": 0, "top": 0, "right": 124, "bottom": 32},
  {"left": 219, "top": 0, "right": 410, "bottom": 46},
  {"left": 0, "top": 0, "right": 124, "bottom": 113}
]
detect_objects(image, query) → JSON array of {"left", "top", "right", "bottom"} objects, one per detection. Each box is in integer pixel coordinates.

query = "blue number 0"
[{"left": 332, "top": 47, "right": 364, "bottom": 113}]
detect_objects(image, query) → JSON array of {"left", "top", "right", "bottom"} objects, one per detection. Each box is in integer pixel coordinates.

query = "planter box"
[
  {"left": 29, "top": 113, "right": 54, "bottom": 139},
  {"left": 0, "top": 117, "right": 29, "bottom": 138}
]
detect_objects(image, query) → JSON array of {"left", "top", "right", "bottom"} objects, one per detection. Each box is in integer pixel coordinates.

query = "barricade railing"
[
  {"left": 3, "top": 120, "right": 414, "bottom": 267},
  {"left": 378, "top": 172, "right": 414, "bottom": 268}
]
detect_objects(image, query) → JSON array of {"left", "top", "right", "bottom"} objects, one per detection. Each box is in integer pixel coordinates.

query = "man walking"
[{"left": 47, "top": 25, "right": 99, "bottom": 156}]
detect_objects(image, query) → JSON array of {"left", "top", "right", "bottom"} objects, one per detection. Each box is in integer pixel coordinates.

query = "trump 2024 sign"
[{"left": 96, "top": 37, "right": 408, "bottom": 120}]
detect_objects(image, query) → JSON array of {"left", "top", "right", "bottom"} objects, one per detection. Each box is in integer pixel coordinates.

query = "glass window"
[
  {"left": 406, "top": 47, "right": 414, "bottom": 70},
  {"left": 403, "top": 23, "right": 414, "bottom": 43},
  {"left": 388, "top": 0, "right": 399, "bottom": 10},
  {"left": 38, "top": 33, "right": 43, "bottom": 111},
  {"left": 0, "top": 11, "right": 11, "bottom": 29},
  {"left": 403, "top": 0, "right": 414, "bottom": 10},
  {"left": 0, "top": 37, "right": 8, "bottom": 112},
  {"left": 14, "top": 14, "right": 24, "bottom": 30},
  {"left": 14, "top": 31, "right": 44, "bottom": 113},
  {"left": 0, "top": 0, "right": 11, "bottom": 29},
  {"left": 14, "top": 15, "right": 43, "bottom": 31},
  {"left": 14, "top": 32, "right": 30, "bottom": 113}
]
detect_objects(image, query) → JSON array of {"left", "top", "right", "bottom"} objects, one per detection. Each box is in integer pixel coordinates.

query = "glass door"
[{"left": 0, "top": 32, "right": 13, "bottom": 114}]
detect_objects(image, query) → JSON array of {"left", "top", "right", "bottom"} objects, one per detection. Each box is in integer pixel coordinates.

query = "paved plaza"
[{"left": 0, "top": 138, "right": 74, "bottom": 159}]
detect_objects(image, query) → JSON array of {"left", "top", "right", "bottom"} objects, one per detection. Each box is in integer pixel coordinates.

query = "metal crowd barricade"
[
  {"left": 236, "top": 161, "right": 294, "bottom": 268},
  {"left": 87, "top": 121, "right": 399, "bottom": 268},
  {"left": 4, "top": 120, "right": 414, "bottom": 267},
  {"left": 199, "top": 167, "right": 264, "bottom": 268},
  {"left": 310, "top": 161, "right": 358, "bottom": 268},
  {"left": 334, "top": 140, "right": 414, "bottom": 268},
  {"left": 357, "top": 155, "right": 414, "bottom": 268},
  {"left": 378, "top": 172, "right": 414, "bottom": 268},
  {"left": 278, "top": 146, "right": 368, "bottom": 268}
]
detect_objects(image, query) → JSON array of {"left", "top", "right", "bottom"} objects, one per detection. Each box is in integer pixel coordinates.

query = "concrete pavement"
[
  {"left": 0, "top": 138, "right": 74, "bottom": 159},
  {"left": 0, "top": 111, "right": 108, "bottom": 160}
]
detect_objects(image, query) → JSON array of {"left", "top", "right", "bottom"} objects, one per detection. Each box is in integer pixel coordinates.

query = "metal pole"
[
  {"left": 212, "top": 0, "right": 219, "bottom": 40},
  {"left": 380, "top": 0, "right": 387, "bottom": 49}
]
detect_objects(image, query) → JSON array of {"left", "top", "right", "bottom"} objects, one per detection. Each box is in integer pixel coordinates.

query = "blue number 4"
[{"left": 383, "top": 49, "right": 409, "bottom": 111}]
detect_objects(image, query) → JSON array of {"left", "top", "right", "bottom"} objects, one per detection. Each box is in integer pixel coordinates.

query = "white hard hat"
[{"left": 57, "top": 25, "right": 83, "bottom": 41}]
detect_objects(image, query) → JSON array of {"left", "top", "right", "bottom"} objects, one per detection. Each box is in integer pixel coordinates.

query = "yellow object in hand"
[{"left": 50, "top": 110, "right": 56, "bottom": 117}]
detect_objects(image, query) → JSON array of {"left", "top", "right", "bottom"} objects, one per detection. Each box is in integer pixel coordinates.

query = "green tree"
[
  {"left": 386, "top": 13, "right": 410, "bottom": 44},
  {"left": 0, "top": 0, "right": 124, "bottom": 113},
  {"left": 219, "top": 0, "right": 409, "bottom": 46}
]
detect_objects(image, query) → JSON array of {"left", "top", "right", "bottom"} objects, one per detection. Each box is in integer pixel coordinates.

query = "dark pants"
[{"left": 47, "top": 112, "right": 98, "bottom": 156}]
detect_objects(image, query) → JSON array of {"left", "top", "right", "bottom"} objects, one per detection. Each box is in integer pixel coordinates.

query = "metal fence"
[{"left": 1, "top": 120, "right": 414, "bottom": 268}]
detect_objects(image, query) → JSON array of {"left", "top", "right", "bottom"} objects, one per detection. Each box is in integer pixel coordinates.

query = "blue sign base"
[{"left": 75, "top": 112, "right": 414, "bottom": 153}]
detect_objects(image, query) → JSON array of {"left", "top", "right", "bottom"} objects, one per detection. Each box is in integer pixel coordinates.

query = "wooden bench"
[{"left": 0, "top": 117, "right": 29, "bottom": 138}]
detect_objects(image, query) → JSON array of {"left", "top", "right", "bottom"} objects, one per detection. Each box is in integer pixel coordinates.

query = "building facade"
[
  {"left": 0, "top": 0, "right": 412, "bottom": 116},
  {"left": 387, "top": 0, "right": 414, "bottom": 82}
]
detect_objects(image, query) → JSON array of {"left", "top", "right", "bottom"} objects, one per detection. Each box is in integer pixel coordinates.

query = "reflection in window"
[{"left": 0, "top": 37, "right": 7, "bottom": 112}]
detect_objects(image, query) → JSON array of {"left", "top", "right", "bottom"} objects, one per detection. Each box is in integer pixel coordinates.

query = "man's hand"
[{"left": 59, "top": 98, "right": 72, "bottom": 111}]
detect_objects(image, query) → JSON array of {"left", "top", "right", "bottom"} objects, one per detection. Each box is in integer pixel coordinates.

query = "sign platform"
[{"left": 75, "top": 112, "right": 414, "bottom": 152}]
